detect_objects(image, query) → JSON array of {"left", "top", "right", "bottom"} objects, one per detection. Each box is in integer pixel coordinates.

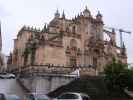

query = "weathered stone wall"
[
  {"left": 35, "top": 45, "right": 66, "bottom": 65},
  {"left": 0, "top": 75, "right": 76, "bottom": 97},
  {"left": 18, "top": 75, "right": 76, "bottom": 94},
  {"left": 0, "top": 79, "right": 25, "bottom": 97}
]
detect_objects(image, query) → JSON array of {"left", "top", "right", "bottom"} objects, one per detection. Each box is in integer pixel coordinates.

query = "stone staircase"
[{"left": 17, "top": 78, "right": 32, "bottom": 94}]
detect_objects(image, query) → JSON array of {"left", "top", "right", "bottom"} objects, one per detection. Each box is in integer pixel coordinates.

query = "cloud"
[{"left": 0, "top": 4, "right": 10, "bottom": 18}]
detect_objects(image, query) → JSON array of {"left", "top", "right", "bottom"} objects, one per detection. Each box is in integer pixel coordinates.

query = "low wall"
[
  {"left": 0, "top": 79, "right": 25, "bottom": 97},
  {"left": 0, "top": 74, "right": 76, "bottom": 97},
  {"left": 19, "top": 74, "right": 76, "bottom": 94}
]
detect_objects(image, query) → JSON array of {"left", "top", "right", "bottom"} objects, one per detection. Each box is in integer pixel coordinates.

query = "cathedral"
[{"left": 8, "top": 7, "right": 127, "bottom": 76}]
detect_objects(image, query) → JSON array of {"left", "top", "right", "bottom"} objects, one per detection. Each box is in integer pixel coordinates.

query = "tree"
[
  {"left": 126, "top": 67, "right": 133, "bottom": 91},
  {"left": 104, "top": 59, "right": 133, "bottom": 96}
]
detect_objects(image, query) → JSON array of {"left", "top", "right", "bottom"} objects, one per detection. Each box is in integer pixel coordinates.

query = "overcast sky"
[{"left": 0, "top": 0, "right": 133, "bottom": 63}]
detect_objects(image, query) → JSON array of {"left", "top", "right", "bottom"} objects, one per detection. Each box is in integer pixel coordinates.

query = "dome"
[
  {"left": 96, "top": 11, "right": 102, "bottom": 17},
  {"left": 83, "top": 6, "right": 91, "bottom": 17},
  {"left": 96, "top": 11, "right": 103, "bottom": 21},
  {"left": 55, "top": 9, "right": 60, "bottom": 18}
]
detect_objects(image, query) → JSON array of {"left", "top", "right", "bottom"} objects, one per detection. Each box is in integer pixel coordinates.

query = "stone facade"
[{"left": 8, "top": 7, "right": 127, "bottom": 76}]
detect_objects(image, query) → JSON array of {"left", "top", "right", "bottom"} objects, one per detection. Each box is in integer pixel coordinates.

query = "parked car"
[
  {"left": 0, "top": 93, "right": 21, "bottom": 100},
  {"left": 54, "top": 92, "right": 91, "bottom": 100},
  {"left": 5, "top": 95, "right": 21, "bottom": 100},
  {"left": 0, "top": 93, "right": 5, "bottom": 100},
  {"left": 0, "top": 73, "right": 15, "bottom": 79},
  {"left": 25, "top": 94, "right": 52, "bottom": 100}
]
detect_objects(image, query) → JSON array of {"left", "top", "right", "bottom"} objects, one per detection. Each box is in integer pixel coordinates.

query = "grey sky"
[{"left": 0, "top": 0, "right": 133, "bottom": 63}]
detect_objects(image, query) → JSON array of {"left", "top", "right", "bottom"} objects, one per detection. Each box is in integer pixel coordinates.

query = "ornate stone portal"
[{"left": 8, "top": 7, "right": 127, "bottom": 76}]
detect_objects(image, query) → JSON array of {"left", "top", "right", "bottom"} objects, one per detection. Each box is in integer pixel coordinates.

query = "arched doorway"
[{"left": 69, "top": 39, "right": 77, "bottom": 66}]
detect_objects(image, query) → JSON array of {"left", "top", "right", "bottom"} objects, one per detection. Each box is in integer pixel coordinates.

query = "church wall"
[
  {"left": 35, "top": 45, "right": 66, "bottom": 65},
  {"left": 84, "top": 54, "right": 91, "bottom": 66},
  {"left": 63, "top": 36, "right": 81, "bottom": 49},
  {"left": 16, "top": 31, "right": 32, "bottom": 51},
  {"left": 79, "top": 21, "right": 95, "bottom": 65},
  {"left": 62, "top": 36, "right": 82, "bottom": 65},
  {"left": 35, "top": 46, "right": 46, "bottom": 65},
  {"left": 13, "top": 31, "right": 33, "bottom": 67}
]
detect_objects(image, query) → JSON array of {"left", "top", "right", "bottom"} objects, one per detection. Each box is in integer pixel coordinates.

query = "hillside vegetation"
[
  {"left": 48, "top": 76, "right": 108, "bottom": 100},
  {"left": 48, "top": 76, "right": 132, "bottom": 100}
]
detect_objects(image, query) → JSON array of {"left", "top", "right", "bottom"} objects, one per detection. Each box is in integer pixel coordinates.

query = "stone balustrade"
[{"left": 10, "top": 64, "right": 96, "bottom": 77}]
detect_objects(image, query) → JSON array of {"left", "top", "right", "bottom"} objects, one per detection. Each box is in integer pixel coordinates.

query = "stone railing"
[
  {"left": 20, "top": 65, "right": 75, "bottom": 74},
  {"left": 11, "top": 64, "right": 96, "bottom": 77}
]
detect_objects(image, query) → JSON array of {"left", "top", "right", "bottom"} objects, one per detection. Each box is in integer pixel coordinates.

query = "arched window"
[
  {"left": 69, "top": 39, "right": 77, "bottom": 66},
  {"left": 72, "top": 26, "right": 76, "bottom": 34},
  {"left": 66, "top": 27, "right": 69, "bottom": 33},
  {"left": 93, "top": 57, "right": 97, "bottom": 68},
  {"left": 40, "top": 35, "right": 44, "bottom": 40}
]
